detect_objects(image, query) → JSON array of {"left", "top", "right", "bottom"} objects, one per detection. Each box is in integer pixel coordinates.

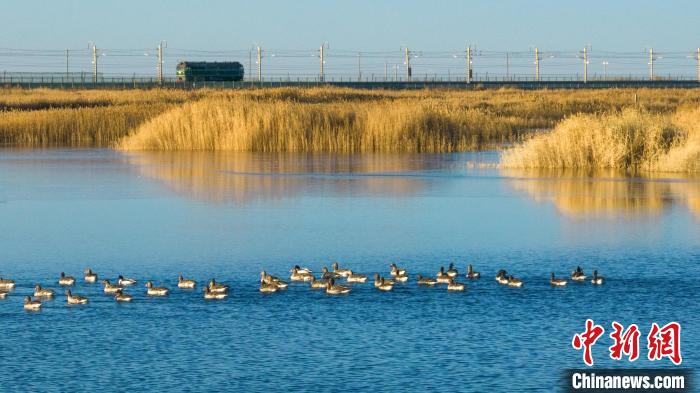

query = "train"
[{"left": 176, "top": 61, "right": 245, "bottom": 82}]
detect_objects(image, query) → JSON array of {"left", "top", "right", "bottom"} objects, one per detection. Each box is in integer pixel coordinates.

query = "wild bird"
[
  {"left": 177, "top": 275, "right": 196, "bottom": 289},
  {"left": 446, "top": 278, "right": 465, "bottom": 291},
  {"left": 571, "top": 266, "right": 587, "bottom": 282},
  {"left": 23, "top": 296, "right": 42, "bottom": 311},
  {"left": 550, "top": 272, "right": 568, "bottom": 287},
  {"left": 376, "top": 278, "right": 394, "bottom": 292},
  {"left": 466, "top": 264, "right": 481, "bottom": 279},
  {"left": 393, "top": 273, "right": 408, "bottom": 283},
  {"left": 0, "top": 276, "right": 16, "bottom": 291},
  {"left": 114, "top": 289, "right": 133, "bottom": 303},
  {"left": 436, "top": 267, "right": 452, "bottom": 284},
  {"left": 325, "top": 278, "right": 350, "bottom": 295},
  {"left": 259, "top": 280, "right": 278, "bottom": 293},
  {"left": 84, "top": 268, "right": 98, "bottom": 283},
  {"left": 374, "top": 273, "right": 395, "bottom": 288},
  {"left": 309, "top": 276, "right": 329, "bottom": 290},
  {"left": 446, "top": 263, "right": 458, "bottom": 278},
  {"left": 507, "top": 275, "right": 523, "bottom": 288},
  {"left": 66, "top": 289, "right": 88, "bottom": 305},
  {"left": 290, "top": 265, "right": 313, "bottom": 275},
  {"left": 102, "top": 279, "right": 124, "bottom": 294},
  {"left": 320, "top": 267, "right": 341, "bottom": 280},
  {"left": 34, "top": 284, "right": 55, "bottom": 298},
  {"left": 145, "top": 281, "right": 169, "bottom": 296},
  {"left": 58, "top": 272, "right": 76, "bottom": 286},
  {"left": 0, "top": 290, "right": 8, "bottom": 299},
  {"left": 591, "top": 270, "right": 605, "bottom": 285},
  {"left": 389, "top": 263, "right": 407, "bottom": 277},
  {"left": 118, "top": 275, "right": 137, "bottom": 286},
  {"left": 290, "top": 267, "right": 314, "bottom": 282},
  {"left": 260, "top": 271, "right": 288, "bottom": 289},
  {"left": 495, "top": 269, "right": 509, "bottom": 285},
  {"left": 207, "top": 279, "right": 229, "bottom": 294},
  {"left": 416, "top": 274, "right": 437, "bottom": 286},
  {"left": 331, "top": 262, "right": 353, "bottom": 277},
  {"left": 204, "top": 286, "right": 228, "bottom": 300},
  {"left": 346, "top": 272, "right": 368, "bottom": 283}
]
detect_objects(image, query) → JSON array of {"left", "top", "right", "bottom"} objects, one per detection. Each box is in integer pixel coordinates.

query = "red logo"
[
  {"left": 647, "top": 322, "right": 682, "bottom": 365},
  {"left": 572, "top": 319, "right": 605, "bottom": 366},
  {"left": 609, "top": 322, "right": 640, "bottom": 362}
]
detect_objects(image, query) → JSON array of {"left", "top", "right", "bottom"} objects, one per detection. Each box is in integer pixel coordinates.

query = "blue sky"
[{"left": 3, "top": 0, "right": 697, "bottom": 51}]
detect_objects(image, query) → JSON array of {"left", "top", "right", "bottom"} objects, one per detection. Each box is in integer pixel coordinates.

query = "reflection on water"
[
  {"left": 502, "top": 168, "right": 700, "bottom": 219},
  {"left": 123, "top": 152, "right": 437, "bottom": 203}
]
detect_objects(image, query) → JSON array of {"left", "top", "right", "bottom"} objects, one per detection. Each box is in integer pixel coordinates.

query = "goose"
[
  {"left": 376, "top": 278, "right": 394, "bottom": 292},
  {"left": 326, "top": 279, "right": 350, "bottom": 295},
  {"left": 373, "top": 273, "right": 395, "bottom": 288},
  {"left": 23, "top": 296, "right": 42, "bottom": 311},
  {"left": 331, "top": 262, "right": 353, "bottom": 278},
  {"left": 416, "top": 274, "right": 437, "bottom": 286},
  {"left": 260, "top": 271, "right": 288, "bottom": 289},
  {"left": 346, "top": 272, "right": 368, "bottom": 283},
  {"left": 66, "top": 289, "right": 88, "bottom": 305},
  {"left": 436, "top": 267, "right": 452, "bottom": 284},
  {"left": 309, "top": 277, "right": 329, "bottom": 290},
  {"left": 507, "top": 275, "right": 523, "bottom": 288},
  {"left": 290, "top": 267, "right": 314, "bottom": 282},
  {"left": 446, "top": 263, "right": 458, "bottom": 278},
  {"left": 118, "top": 275, "right": 137, "bottom": 286},
  {"left": 495, "top": 269, "right": 509, "bottom": 285},
  {"left": 178, "top": 275, "right": 196, "bottom": 289},
  {"left": 393, "top": 274, "right": 408, "bottom": 283},
  {"left": 114, "top": 289, "right": 133, "bottom": 302},
  {"left": 58, "top": 272, "right": 76, "bottom": 286},
  {"left": 390, "top": 263, "right": 407, "bottom": 277},
  {"left": 0, "top": 276, "right": 16, "bottom": 291},
  {"left": 84, "top": 268, "right": 98, "bottom": 283},
  {"left": 259, "top": 280, "right": 278, "bottom": 293},
  {"left": 320, "top": 267, "right": 340, "bottom": 280},
  {"left": 145, "top": 281, "right": 169, "bottom": 296},
  {"left": 571, "top": 266, "right": 586, "bottom": 282},
  {"left": 102, "top": 279, "right": 124, "bottom": 294},
  {"left": 207, "top": 279, "right": 229, "bottom": 294},
  {"left": 466, "top": 264, "right": 481, "bottom": 279},
  {"left": 34, "top": 284, "right": 55, "bottom": 298},
  {"left": 550, "top": 272, "right": 568, "bottom": 287},
  {"left": 204, "top": 286, "right": 228, "bottom": 300},
  {"left": 447, "top": 279, "right": 465, "bottom": 291},
  {"left": 591, "top": 270, "right": 604, "bottom": 285},
  {"left": 290, "top": 265, "right": 313, "bottom": 275},
  {"left": 0, "top": 290, "right": 8, "bottom": 299}
]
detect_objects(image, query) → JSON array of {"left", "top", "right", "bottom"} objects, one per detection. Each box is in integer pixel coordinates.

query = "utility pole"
[
  {"left": 257, "top": 45, "right": 262, "bottom": 82},
  {"left": 582, "top": 47, "right": 588, "bottom": 83},
  {"left": 319, "top": 44, "right": 325, "bottom": 81},
  {"left": 157, "top": 41, "right": 166, "bottom": 85},
  {"left": 696, "top": 48, "right": 699, "bottom": 82},
  {"left": 248, "top": 48, "right": 252, "bottom": 81},
  {"left": 404, "top": 47, "right": 411, "bottom": 81},
  {"left": 466, "top": 45, "right": 472, "bottom": 84},
  {"left": 384, "top": 62, "right": 387, "bottom": 81},
  {"left": 91, "top": 43, "right": 98, "bottom": 84},
  {"left": 505, "top": 52, "right": 509, "bottom": 80},
  {"left": 394, "top": 64, "right": 398, "bottom": 81},
  {"left": 357, "top": 52, "right": 362, "bottom": 81},
  {"left": 649, "top": 48, "right": 654, "bottom": 81},
  {"left": 65, "top": 49, "right": 69, "bottom": 79},
  {"left": 534, "top": 47, "right": 540, "bottom": 82}
]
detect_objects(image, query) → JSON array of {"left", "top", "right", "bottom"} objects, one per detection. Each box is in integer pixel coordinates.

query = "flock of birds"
[{"left": 0, "top": 263, "right": 605, "bottom": 311}]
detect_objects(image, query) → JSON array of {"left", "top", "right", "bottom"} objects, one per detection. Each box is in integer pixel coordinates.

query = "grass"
[{"left": 500, "top": 107, "right": 700, "bottom": 172}]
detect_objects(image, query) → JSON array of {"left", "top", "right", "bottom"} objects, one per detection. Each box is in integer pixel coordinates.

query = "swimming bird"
[
  {"left": 332, "top": 262, "right": 353, "bottom": 278},
  {"left": 466, "top": 264, "right": 481, "bottom": 279},
  {"left": 326, "top": 278, "right": 350, "bottom": 295},
  {"left": 145, "top": 281, "right": 169, "bottom": 296},
  {"left": 66, "top": 289, "right": 88, "bottom": 305},
  {"left": 376, "top": 278, "right": 394, "bottom": 292},
  {"left": 507, "top": 275, "right": 523, "bottom": 288},
  {"left": 0, "top": 290, "right": 8, "bottom": 299},
  {"left": 571, "top": 266, "right": 587, "bottom": 282},
  {"left": 178, "top": 275, "right": 197, "bottom": 289},
  {"left": 207, "top": 279, "right": 229, "bottom": 294},
  {"left": 260, "top": 271, "right": 288, "bottom": 289},
  {"left": 446, "top": 263, "right": 458, "bottom": 278},
  {"left": 436, "top": 267, "right": 452, "bottom": 284},
  {"left": 0, "top": 276, "right": 16, "bottom": 291},
  {"left": 309, "top": 276, "right": 329, "bottom": 289},
  {"left": 374, "top": 273, "right": 396, "bottom": 288},
  {"left": 102, "top": 279, "right": 124, "bottom": 294},
  {"left": 591, "top": 270, "right": 604, "bottom": 285},
  {"left": 118, "top": 275, "right": 137, "bottom": 286},
  {"left": 58, "top": 272, "right": 76, "bottom": 286},
  {"left": 204, "top": 286, "right": 228, "bottom": 300},
  {"left": 23, "top": 296, "right": 42, "bottom": 311},
  {"left": 550, "top": 272, "right": 568, "bottom": 287},
  {"left": 84, "top": 268, "right": 98, "bottom": 283},
  {"left": 416, "top": 274, "right": 437, "bottom": 286},
  {"left": 393, "top": 273, "right": 408, "bottom": 283},
  {"left": 320, "top": 267, "right": 341, "bottom": 280},
  {"left": 259, "top": 280, "right": 278, "bottom": 293},
  {"left": 346, "top": 272, "right": 368, "bottom": 283},
  {"left": 447, "top": 279, "right": 465, "bottom": 291},
  {"left": 34, "top": 284, "right": 55, "bottom": 298},
  {"left": 114, "top": 290, "right": 133, "bottom": 302},
  {"left": 290, "top": 265, "right": 313, "bottom": 275},
  {"left": 390, "top": 263, "right": 407, "bottom": 277},
  {"left": 495, "top": 269, "right": 509, "bottom": 285},
  {"left": 290, "top": 267, "right": 314, "bottom": 282}
]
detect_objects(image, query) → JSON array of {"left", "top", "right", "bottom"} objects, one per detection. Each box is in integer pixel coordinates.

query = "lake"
[{"left": 0, "top": 149, "right": 697, "bottom": 392}]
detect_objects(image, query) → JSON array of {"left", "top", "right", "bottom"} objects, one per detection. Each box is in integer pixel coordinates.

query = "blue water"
[{"left": 0, "top": 149, "right": 698, "bottom": 392}]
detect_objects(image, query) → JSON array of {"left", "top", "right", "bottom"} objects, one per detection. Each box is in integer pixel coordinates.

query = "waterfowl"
[
  {"left": 436, "top": 267, "right": 452, "bottom": 284},
  {"left": 58, "top": 272, "right": 76, "bottom": 286},
  {"left": 447, "top": 279, "right": 465, "bottom": 291},
  {"left": 346, "top": 272, "right": 368, "bottom": 283},
  {"left": 102, "top": 279, "right": 124, "bottom": 294},
  {"left": 178, "top": 275, "right": 196, "bottom": 289},
  {"left": 259, "top": 281, "right": 278, "bottom": 293},
  {"left": 571, "top": 266, "right": 587, "bottom": 282},
  {"left": 23, "top": 296, "right": 42, "bottom": 311},
  {"left": 376, "top": 278, "right": 394, "bottom": 291},
  {"left": 446, "top": 263, "right": 458, "bottom": 278},
  {"left": 466, "top": 264, "right": 481, "bottom": 279},
  {"left": 321, "top": 267, "right": 341, "bottom": 280},
  {"left": 550, "top": 272, "right": 568, "bottom": 287},
  {"left": 326, "top": 278, "right": 350, "bottom": 295},
  {"left": 114, "top": 289, "right": 133, "bottom": 302},
  {"left": 290, "top": 265, "right": 313, "bottom": 275},
  {"left": 204, "top": 286, "right": 228, "bottom": 300},
  {"left": 34, "top": 284, "right": 55, "bottom": 298},
  {"left": 0, "top": 276, "right": 16, "bottom": 291},
  {"left": 416, "top": 274, "right": 437, "bottom": 286},
  {"left": 507, "top": 275, "right": 523, "bottom": 288},
  {"left": 207, "top": 279, "right": 229, "bottom": 294},
  {"left": 591, "top": 270, "right": 604, "bottom": 285},
  {"left": 118, "top": 275, "right": 137, "bottom": 286},
  {"left": 309, "top": 276, "right": 329, "bottom": 289},
  {"left": 290, "top": 267, "right": 314, "bottom": 282},
  {"left": 0, "top": 290, "right": 8, "bottom": 299},
  {"left": 373, "top": 273, "right": 396, "bottom": 288},
  {"left": 393, "top": 274, "right": 408, "bottom": 283},
  {"left": 331, "top": 262, "right": 353, "bottom": 278},
  {"left": 390, "top": 263, "right": 407, "bottom": 277},
  {"left": 66, "top": 289, "right": 88, "bottom": 305},
  {"left": 145, "top": 281, "right": 169, "bottom": 296},
  {"left": 84, "top": 268, "right": 98, "bottom": 283},
  {"left": 495, "top": 269, "right": 509, "bottom": 285},
  {"left": 260, "top": 271, "right": 288, "bottom": 289}
]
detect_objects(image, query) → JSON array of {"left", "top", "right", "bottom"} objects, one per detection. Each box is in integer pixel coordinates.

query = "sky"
[{"left": 1, "top": 0, "right": 699, "bottom": 78}]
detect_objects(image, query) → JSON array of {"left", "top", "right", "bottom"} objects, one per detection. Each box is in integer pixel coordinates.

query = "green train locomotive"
[{"left": 176, "top": 61, "right": 245, "bottom": 82}]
